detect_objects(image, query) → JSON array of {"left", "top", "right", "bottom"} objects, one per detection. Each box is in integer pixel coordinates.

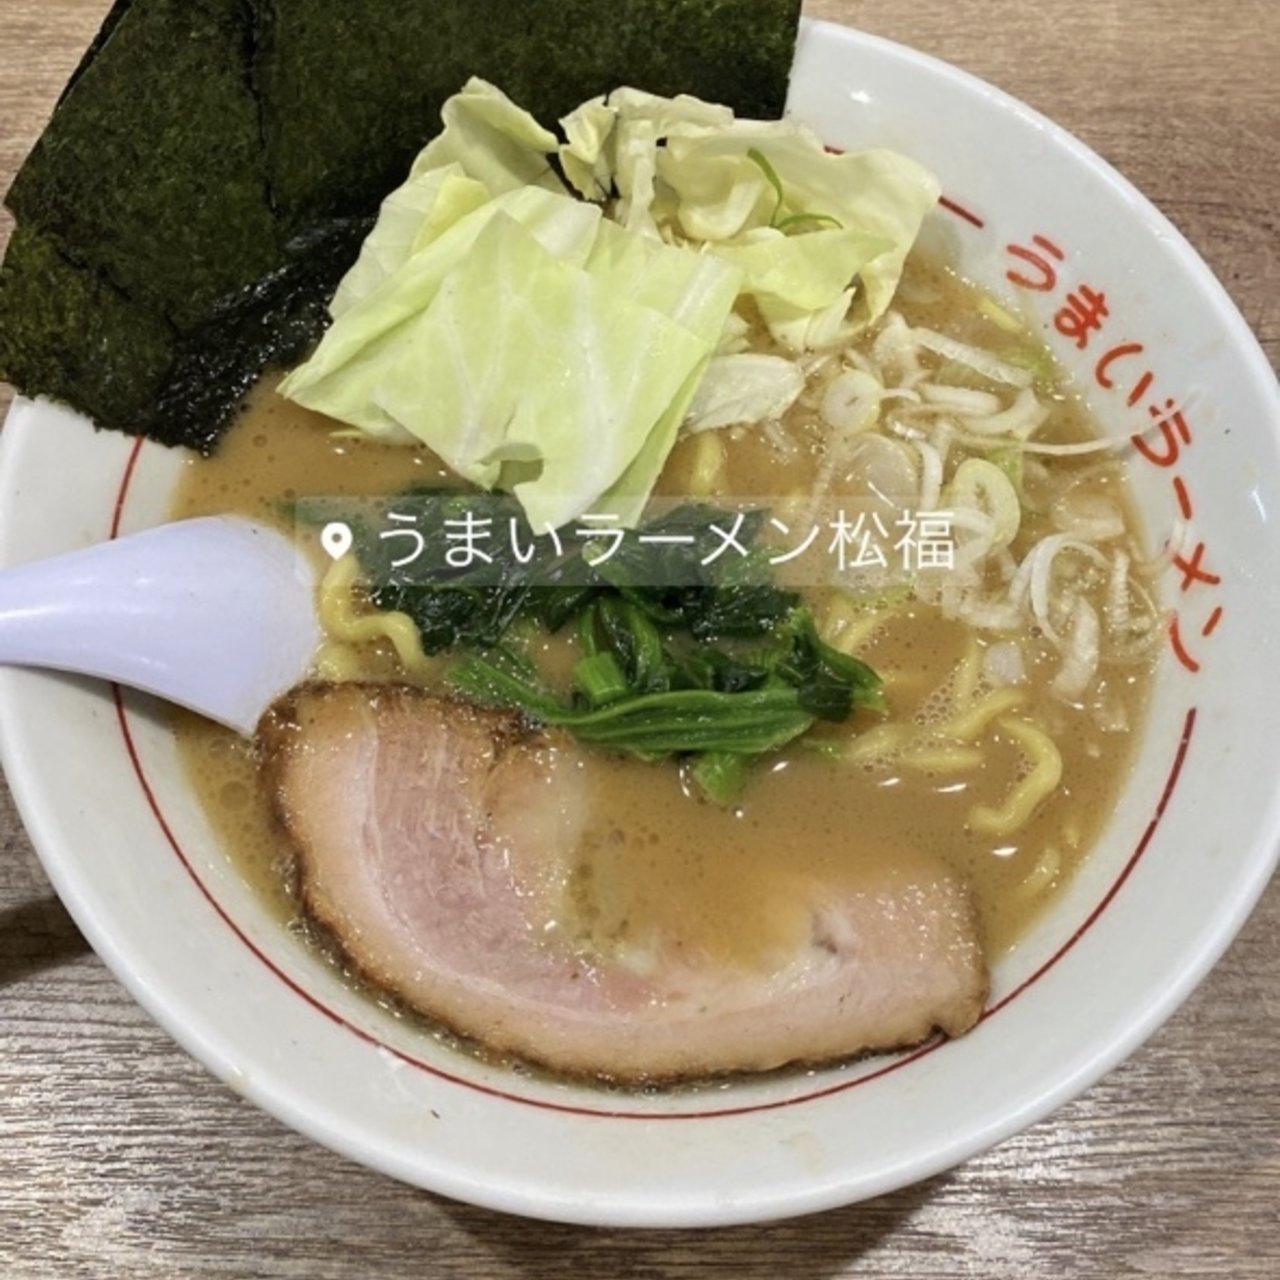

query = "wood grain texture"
[{"left": 1, "top": 1, "right": 1277, "bottom": 1275}]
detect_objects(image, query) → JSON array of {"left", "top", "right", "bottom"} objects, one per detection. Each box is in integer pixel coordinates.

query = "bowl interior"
[{"left": 1, "top": 19, "right": 1277, "bottom": 1228}]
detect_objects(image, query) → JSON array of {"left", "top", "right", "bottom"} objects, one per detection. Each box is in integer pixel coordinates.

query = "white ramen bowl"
[{"left": 1, "top": 19, "right": 1277, "bottom": 1228}]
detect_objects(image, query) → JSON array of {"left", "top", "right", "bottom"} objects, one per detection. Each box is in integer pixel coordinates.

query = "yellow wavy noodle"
[
  {"left": 1015, "top": 844, "right": 1062, "bottom": 901},
  {"left": 313, "top": 640, "right": 367, "bottom": 682},
  {"left": 317, "top": 554, "right": 435, "bottom": 678},
  {"left": 843, "top": 669, "right": 1036, "bottom": 788},
  {"left": 819, "top": 593, "right": 904, "bottom": 658},
  {"left": 950, "top": 635, "right": 982, "bottom": 706},
  {"left": 688, "top": 431, "right": 727, "bottom": 497},
  {"left": 898, "top": 744, "right": 985, "bottom": 773},
  {"left": 942, "top": 686, "right": 1026, "bottom": 741},
  {"left": 841, "top": 722, "right": 915, "bottom": 766},
  {"left": 818, "top": 592, "right": 863, "bottom": 653},
  {"left": 968, "top": 717, "right": 1063, "bottom": 836}
]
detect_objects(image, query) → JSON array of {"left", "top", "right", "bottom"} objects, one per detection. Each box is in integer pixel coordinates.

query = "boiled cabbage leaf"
[
  {"left": 282, "top": 80, "right": 939, "bottom": 528},
  {"left": 282, "top": 185, "right": 740, "bottom": 527},
  {"left": 558, "top": 88, "right": 939, "bottom": 346},
  {"left": 370, "top": 213, "right": 715, "bottom": 525},
  {"left": 410, "top": 78, "right": 566, "bottom": 197},
  {"left": 330, "top": 165, "right": 490, "bottom": 318},
  {"left": 279, "top": 186, "right": 604, "bottom": 446},
  {"left": 684, "top": 353, "right": 805, "bottom": 433}
]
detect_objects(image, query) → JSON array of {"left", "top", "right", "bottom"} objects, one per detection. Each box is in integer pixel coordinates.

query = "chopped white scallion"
[
  {"left": 1106, "top": 550, "right": 1132, "bottom": 631},
  {"left": 929, "top": 419, "right": 956, "bottom": 472},
  {"left": 914, "top": 439, "right": 944, "bottom": 511},
  {"left": 1051, "top": 491, "right": 1126, "bottom": 542},
  {"left": 948, "top": 458, "right": 1021, "bottom": 548},
  {"left": 954, "top": 432, "right": 1124, "bottom": 458},
  {"left": 830, "top": 434, "right": 921, "bottom": 518},
  {"left": 881, "top": 386, "right": 923, "bottom": 406},
  {"left": 715, "top": 310, "right": 752, "bottom": 355},
  {"left": 820, "top": 368, "right": 884, "bottom": 434},
  {"left": 918, "top": 383, "right": 1004, "bottom": 416},
  {"left": 762, "top": 414, "right": 800, "bottom": 460},
  {"left": 1018, "top": 535, "right": 1109, "bottom": 647},
  {"left": 991, "top": 546, "right": 1018, "bottom": 583},
  {"left": 839, "top": 347, "right": 878, "bottom": 378},
  {"left": 957, "top": 386, "right": 1050, "bottom": 438},
  {"left": 1167, "top": 517, "right": 1198, "bottom": 560},
  {"left": 887, "top": 416, "right": 926, "bottom": 442},
  {"left": 955, "top": 596, "right": 1025, "bottom": 632},
  {"left": 871, "top": 311, "right": 921, "bottom": 382},
  {"left": 983, "top": 640, "right": 1027, "bottom": 687},
  {"left": 910, "top": 326, "right": 1035, "bottom": 388},
  {"left": 1052, "top": 597, "right": 1102, "bottom": 701},
  {"left": 945, "top": 506, "right": 999, "bottom": 572}
]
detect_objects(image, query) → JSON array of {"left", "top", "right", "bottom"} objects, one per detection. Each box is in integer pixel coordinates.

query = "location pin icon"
[{"left": 321, "top": 521, "right": 354, "bottom": 561}]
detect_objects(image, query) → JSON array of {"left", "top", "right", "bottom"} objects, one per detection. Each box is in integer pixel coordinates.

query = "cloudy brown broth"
[{"left": 170, "top": 252, "right": 1154, "bottom": 990}]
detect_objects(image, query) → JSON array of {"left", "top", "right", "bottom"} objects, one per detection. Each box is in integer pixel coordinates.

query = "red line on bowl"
[
  {"left": 938, "top": 195, "right": 985, "bottom": 229},
  {"left": 109, "top": 436, "right": 145, "bottom": 539}
]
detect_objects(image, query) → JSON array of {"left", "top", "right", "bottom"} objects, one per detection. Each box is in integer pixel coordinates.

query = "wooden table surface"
[{"left": 1, "top": 1, "right": 1277, "bottom": 1275}]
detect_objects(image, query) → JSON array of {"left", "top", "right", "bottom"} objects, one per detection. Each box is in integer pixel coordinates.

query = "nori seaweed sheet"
[
  {"left": 7, "top": 0, "right": 282, "bottom": 332},
  {"left": 256, "top": 0, "right": 802, "bottom": 230},
  {"left": 152, "top": 218, "right": 372, "bottom": 452},
  {"left": 0, "top": 0, "right": 801, "bottom": 453},
  {"left": 0, "top": 225, "right": 176, "bottom": 431},
  {"left": 57, "top": 0, "right": 137, "bottom": 107},
  {"left": 0, "top": 218, "right": 367, "bottom": 451}
]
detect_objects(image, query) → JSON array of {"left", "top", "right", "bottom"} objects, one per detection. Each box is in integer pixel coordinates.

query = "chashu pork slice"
[{"left": 262, "top": 683, "right": 988, "bottom": 1081}]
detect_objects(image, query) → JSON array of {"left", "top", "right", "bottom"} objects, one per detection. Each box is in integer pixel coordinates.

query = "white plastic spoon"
[{"left": 0, "top": 517, "right": 322, "bottom": 735}]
